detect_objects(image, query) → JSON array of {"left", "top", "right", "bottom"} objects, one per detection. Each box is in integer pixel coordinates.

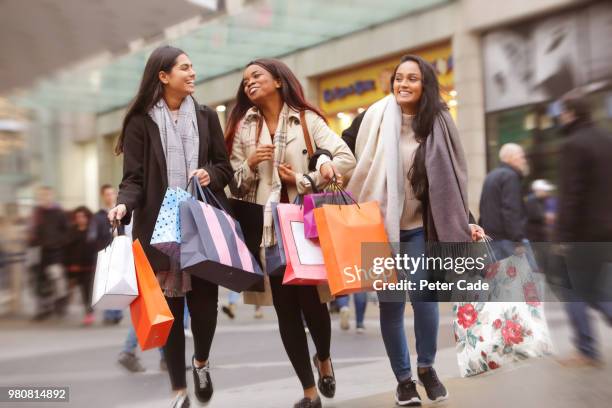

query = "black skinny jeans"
[
  {"left": 163, "top": 276, "right": 219, "bottom": 390},
  {"left": 67, "top": 271, "right": 93, "bottom": 314},
  {"left": 270, "top": 276, "right": 331, "bottom": 389}
]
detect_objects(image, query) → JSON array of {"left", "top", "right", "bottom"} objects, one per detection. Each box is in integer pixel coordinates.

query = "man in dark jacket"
[
  {"left": 88, "top": 184, "right": 124, "bottom": 325},
  {"left": 556, "top": 89, "right": 612, "bottom": 367},
  {"left": 478, "top": 143, "right": 529, "bottom": 259}
]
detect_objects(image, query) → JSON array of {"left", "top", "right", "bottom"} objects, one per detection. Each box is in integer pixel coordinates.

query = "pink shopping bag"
[
  {"left": 303, "top": 191, "right": 355, "bottom": 238},
  {"left": 276, "top": 203, "right": 327, "bottom": 285}
]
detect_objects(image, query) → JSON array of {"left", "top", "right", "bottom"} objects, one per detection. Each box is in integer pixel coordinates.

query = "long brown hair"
[
  {"left": 390, "top": 54, "right": 447, "bottom": 201},
  {"left": 115, "top": 45, "right": 186, "bottom": 155},
  {"left": 224, "top": 58, "right": 326, "bottom": 153}
]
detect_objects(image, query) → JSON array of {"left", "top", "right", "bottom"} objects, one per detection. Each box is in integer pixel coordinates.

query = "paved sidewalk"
[{"left": 2, "top": 287, "right": 610, "bottom": 408}]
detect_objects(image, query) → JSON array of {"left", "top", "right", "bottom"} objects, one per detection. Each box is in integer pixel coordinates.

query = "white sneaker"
[
  {"left": 340, "top": 306, "right": 350, "bottom": 330},
  {"left": 171, "top": 392, "right": 190, "bottom": 408}
]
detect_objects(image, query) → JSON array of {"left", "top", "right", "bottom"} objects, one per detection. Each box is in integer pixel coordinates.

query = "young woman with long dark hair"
[
  {"left": 226, "top": 58, "right": 355, "bottom": 408},
  {"left": 343, "top": 55, "right": 484, "bottom": 406},
  {"left": 108, "top": 45, "right": 233, "bottom": 408}
]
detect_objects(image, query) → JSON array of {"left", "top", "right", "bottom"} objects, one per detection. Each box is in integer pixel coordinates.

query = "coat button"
[{"left": 302, "top": 149, "right": 308, "bottom": 155}]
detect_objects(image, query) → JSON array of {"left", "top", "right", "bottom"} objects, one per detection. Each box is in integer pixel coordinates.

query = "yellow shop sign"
[{"left": 318, "top": 42, "right": 453, "bottom": 114}]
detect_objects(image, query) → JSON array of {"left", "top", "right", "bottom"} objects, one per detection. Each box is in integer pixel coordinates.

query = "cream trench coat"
[{"left": 229, "top": 107, "right": 356, "bottom": 305}]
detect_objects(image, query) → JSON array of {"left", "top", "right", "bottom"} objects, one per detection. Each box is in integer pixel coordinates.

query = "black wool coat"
[{"left": 117, "top": 103, "right": 233, "bottom": 272}]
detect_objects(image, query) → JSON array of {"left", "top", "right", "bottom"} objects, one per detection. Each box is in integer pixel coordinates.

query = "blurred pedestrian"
[
  {"left": 221, "top": 291, "right": 239, "bottom": 319},
  {"left": 109, "top": 45, "right": 232, "bottom": 408},
  {"left": 525, "top": 179, "right": 557, "bottom": 273},
  {"left": 221, "top": 291, "right": 264, "bottom": 319},
  {"left": 28, "top": 186, "right": 70, "bottom": 320},
  {"left": 88, "top": 184, "right": 124, "bottom": 325},
  {"left": 335, "top": 294, "right": 368, "bottom": 333},
  {"left": 556, "top": 89, "right": 612, "bottom": 367},
  {"left": 478, "top": 143, "right": 529, "bottom": 259},
  {"left": 64, "top": 206, "right": 96, "bottom": 326},
  {"left": 227, "top": 58, "right": 355, "bottom": 408},
  {"left": 343, "top": 55, "right": 482, "bottom": 406},
  {"left": 525, "top": 179, "right": 557, "bottom": 243}
]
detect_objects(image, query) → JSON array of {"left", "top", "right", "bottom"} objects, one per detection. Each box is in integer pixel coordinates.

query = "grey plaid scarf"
[
  {"left": 149, "top": 96, "right": 199, "bottom": 189},
  {"left": 149, "top": 96, "right": 199, "bottom": 297}
]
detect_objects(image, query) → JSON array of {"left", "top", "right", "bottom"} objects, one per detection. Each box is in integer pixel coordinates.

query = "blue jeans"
[
  {"left": 228, "top": 291, "right": 240, "bottom": 305},
  {"left": 377, "top": 227, "right": 439, "bottom": 383},
  {"left": 104, "top": 309, "right": 123, "bottom": 321},
  {"left": 124, "top": 325, "right": 165, "bottom": 358},
  {"left": 562, "top": 246, "right": 612, "bottom": 359},
  {"left": 335, "top": 293, "right": 368, "bottom": 326},
  {"left": 564, "top": 300, "right": 612, "bottom": 360}
]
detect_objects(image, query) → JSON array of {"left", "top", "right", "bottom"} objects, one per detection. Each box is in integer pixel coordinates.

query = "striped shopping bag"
[{"left": 180, "top": 185, "right": 264, "bottom": 292}]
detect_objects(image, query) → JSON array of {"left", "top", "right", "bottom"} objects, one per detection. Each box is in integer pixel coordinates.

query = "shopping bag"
[
  {"left": 276, "top": 203, "right": 327, "bottom": 285},
  {"left": 180, "top": 183, "right": 264, "bottom": 292},
  {"left": 228, "top": 198, "right": 263, "bottom": 268},
  {"left": 264, "top": 202, "right": 289, "bottom": 277},
  {"left": 314, "top": 200, "right": 395, "bottom": 296},
  {"left": 303, "top": 190, "right": 354, "bottom": 239},
  {"left": 453, "top": 255, "right": 553, "bottom": 377},
  {"left": 91, "top": 235, "right": 138, "bottom": 310},
  {"left": 150, "top": 187, "right": 192, "bottom": 261},
  {"left": 130, "top": 239, "right": 174, "bottom": 351}
]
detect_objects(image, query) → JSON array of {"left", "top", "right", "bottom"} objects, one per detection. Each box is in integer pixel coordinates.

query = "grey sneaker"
[
  {"left": 339, "top": 306, "right": 350, "bottom": 330},
  {"left": 118, "top": 351, "right": 145, "bottom": 373}
]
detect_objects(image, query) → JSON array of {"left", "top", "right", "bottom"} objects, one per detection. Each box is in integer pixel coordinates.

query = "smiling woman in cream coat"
[{"left": 226, "top": 58, "right": 355, "bottom": 408}]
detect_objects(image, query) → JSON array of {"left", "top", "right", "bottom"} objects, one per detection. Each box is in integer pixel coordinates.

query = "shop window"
[{"left": 485, "top": 87, "right": 612, "bottom": 189}]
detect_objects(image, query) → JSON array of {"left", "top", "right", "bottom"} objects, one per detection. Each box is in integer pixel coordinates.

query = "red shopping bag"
[
  {"left": 276, "top": 203, "right": 327, "bottom": 285},
  {"left": 130, "top": 239, "right": 174, "bottom": 351},
  {"left": 314, "top": 201, "right": 396, "bottom": 296}
]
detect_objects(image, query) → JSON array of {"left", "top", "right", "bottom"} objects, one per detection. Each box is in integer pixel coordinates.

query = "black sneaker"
[
  {"left": 171, "top": 392, "right": 190, "bottom": 408},
  {"left": 396, "top": 379, "right": 422, "bottom": 406},
  {"left": 293, "top": 396, "right": 322, "bottom": 408},
  {"left": 417, "top": 367, "right": 448, "bottom": 402},
  {"left": 192, "top": 357, "right": 213, "bottom": 403}
]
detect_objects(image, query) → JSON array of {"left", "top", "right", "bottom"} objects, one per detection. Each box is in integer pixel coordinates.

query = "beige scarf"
[
  {"left": 347, "top": 94, "right": 404, "bottom": 243},
  {"left": 347, "top": 94, "right": 472, "bottom": 244}
]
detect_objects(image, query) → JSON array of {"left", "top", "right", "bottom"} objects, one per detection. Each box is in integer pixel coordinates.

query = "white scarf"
[{"left": 346, "top": 94, "right": 404, "bottom": 243}]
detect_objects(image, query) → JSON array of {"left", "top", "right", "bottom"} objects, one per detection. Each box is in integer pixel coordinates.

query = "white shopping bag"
[{"left": 91, "top": 235, "right": 138, "bottom": 310}]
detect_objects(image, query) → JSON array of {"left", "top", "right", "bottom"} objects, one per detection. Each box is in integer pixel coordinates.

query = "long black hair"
[
  {"left": 115, "top": 45, "right": 187, "bottom": 155},
  {"left": 390, "top": 54, "right": 447, "bottom": 201},
  {"left": 224, "top": 58, "right": 326, "bottom": 153}
]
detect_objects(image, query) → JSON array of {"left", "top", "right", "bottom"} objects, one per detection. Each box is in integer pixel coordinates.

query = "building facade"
[{"left": 51, "top": 0, "right": 610, "bottom": 217}]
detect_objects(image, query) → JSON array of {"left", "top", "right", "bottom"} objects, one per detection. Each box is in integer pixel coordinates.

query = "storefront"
[
  {"left": 316, "top": 42, "right": 455, "bottom": 135},
  {"left": 481, "top": 0, "right": 612, "bottom": 184}
]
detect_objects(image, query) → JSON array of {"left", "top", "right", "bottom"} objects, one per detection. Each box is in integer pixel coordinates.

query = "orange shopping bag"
[
  {"left": 314, "top": 201, "right": 396, "bottom": 296},
  {"left": 131, "top": 239, "right": 174, "bottom": 351}
]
